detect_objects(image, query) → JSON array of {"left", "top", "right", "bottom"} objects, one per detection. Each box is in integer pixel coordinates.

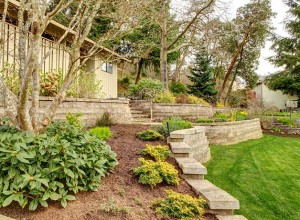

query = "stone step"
[
  {"left": 185, "top": 179, "right": 239, "bottom": 214},
  {"left": 132, "top": 114, "right": 150, "bottom": 119},
  {"left": 130, "top": 110, "right": 144, "bottom": 114},
  {"left": 175, "top": 157, "right": 207, "bottom": 175},
  {"left": 170, "top": 142, "right": 191, "bottom": 154},
  {"left": 216, "top": 215, "right": 248, "bottom": 220},
  {"left": 0, "top": 215, "right": 16, "bottom": 220}
]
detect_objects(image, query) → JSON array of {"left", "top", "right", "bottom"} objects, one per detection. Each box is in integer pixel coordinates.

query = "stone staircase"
[
  {"left": 169, "top": 128, "right": 248, "bottom": 220},
  {"left": 129, "top": 107, "right": 151, "bottom": 124},
  {"left": 273, "top": 121, "right": 300, "bottom": 135}
]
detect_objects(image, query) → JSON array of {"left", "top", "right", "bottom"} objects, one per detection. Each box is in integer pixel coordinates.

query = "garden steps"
[
  {"left": 184, "top": 178, "right": 240, "bottom": 215},
  {"left": 175, "top": 157, "right": 207, "bottom": 175},
  {"left": 216, "top": 215, "right": 248, "bottom": 220},
  {"left": 0, "top": 215, "right": 16, "bottom": 220},
  {"left": 175, "top": 157, "right": 207, "bottom": 180},
  {"left": 170, "top": 142, "right": 192, "bottom": 153}
]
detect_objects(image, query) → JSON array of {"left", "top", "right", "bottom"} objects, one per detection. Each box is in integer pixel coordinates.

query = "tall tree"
[
  {"left": 218, "top": 0, "right": 273, "bottom": 100},
  {"left": 157, "top": 0, "right": 215, "bottom": 89},
  {"left": 187, "top": 49, "right": 217, "bottom": 102},
  {"left": 267, "top": 0, "right": 300, "bottom": 97}
]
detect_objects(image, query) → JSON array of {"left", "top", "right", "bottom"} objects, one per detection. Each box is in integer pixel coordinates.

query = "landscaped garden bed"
[{"left": 0, "top": 124, "right": 216, "bottom": 220}]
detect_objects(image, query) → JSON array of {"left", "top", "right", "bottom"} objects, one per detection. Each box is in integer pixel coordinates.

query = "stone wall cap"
[{"left": 196, "top": 118, "right": 260, "bottom": 126}]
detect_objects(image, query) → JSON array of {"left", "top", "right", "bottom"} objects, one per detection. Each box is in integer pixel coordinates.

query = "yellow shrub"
[
  {"left": 133, "top": 158, "right": 179, "bottom": 187},
  {"left": 140, "top": 144, "right": 171, "bottom": 161},
  {"left": 216, "top": 102, "right": 225, "bottom": 108},
  {"left": 153, "top": 91, "right": 176, "bottom": 104},
  {"left": 187, "top": 95, "right": 210, "bottom": 106},
  {"left": 152, "top": 190, "right": 206, "bottom": 219}
]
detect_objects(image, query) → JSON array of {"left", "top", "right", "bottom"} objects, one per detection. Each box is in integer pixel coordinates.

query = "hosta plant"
[{"left": 0, "top": 119, "right": 118, "bottom": 210}]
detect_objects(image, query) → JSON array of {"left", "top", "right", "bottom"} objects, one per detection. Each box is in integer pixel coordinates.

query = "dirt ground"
[{"left": 0, "top": 124, "right": 216, "bottom": 220}]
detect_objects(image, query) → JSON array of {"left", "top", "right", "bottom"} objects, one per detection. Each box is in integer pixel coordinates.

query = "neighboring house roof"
[{"left": 0, "top": 0, "right": 130, "bottom": 62}]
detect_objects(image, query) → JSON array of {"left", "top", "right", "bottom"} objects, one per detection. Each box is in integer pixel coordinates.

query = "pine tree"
[
  {"left": 267, "top": 0, "right": 300, "bottom": 97},
  {"left": 187, "top": 50, "right": 217, "bottom": 103}
]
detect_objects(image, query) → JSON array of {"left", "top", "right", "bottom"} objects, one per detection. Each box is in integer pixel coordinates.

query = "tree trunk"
[
  {"left": 224, "top": 71, "right": 238, "bottom": 106},
  {"left": 160, "top": 0, "right": 168, "bottom": 90},
  {"left": 135, "top": 58, "right": 144, "bottom": 84},
  {"left": 173, "top": 45, "right": 190, "bottom": 81},
  {"left": 218, "top": 33, "right": 249, "bottom": 101}
]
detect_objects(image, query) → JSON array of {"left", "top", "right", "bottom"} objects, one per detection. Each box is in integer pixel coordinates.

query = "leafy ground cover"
[
  {"left": 205, "top": 135, "right": 300, "bottom": 220},
  {"left": 0, "top": 124, "right": 216, "bottom": 220}
]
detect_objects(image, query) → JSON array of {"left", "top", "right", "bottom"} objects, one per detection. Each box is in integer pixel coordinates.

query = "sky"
[{"left": 229, "top": 0, "right": 289, "bottom": 76}]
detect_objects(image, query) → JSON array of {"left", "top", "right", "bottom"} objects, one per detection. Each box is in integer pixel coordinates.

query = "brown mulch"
[
  {"left": 263, "top": 129, "right": 300, "bottom": 138},
  {"left": 0, "top": 124, "right": 216, "bottom": 220}
]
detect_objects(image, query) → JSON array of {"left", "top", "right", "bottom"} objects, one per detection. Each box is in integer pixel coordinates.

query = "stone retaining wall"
[
  {"left": 130, "top": 100, "right": 232, "bottom": 122},
  {"left": 196, "top": 119, "right": 263, "bottom": 145},
  {"left": 0, "top": 97, "right": 132, "bottom": 126},
  {"left": 169, "top": 126, "right": 211, "bottom": 162}
]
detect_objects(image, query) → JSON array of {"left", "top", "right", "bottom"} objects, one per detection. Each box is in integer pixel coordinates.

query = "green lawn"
[
  {"left": 262, "top": 111, "right": 300, "bottom": 121},
  {"left": 204, "top": 135, "right": 300, "bottom": 220}
]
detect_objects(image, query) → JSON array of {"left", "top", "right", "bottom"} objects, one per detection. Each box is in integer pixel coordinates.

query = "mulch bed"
[{"left": 0, "top": 124, "right": 216, "bottom": 220}]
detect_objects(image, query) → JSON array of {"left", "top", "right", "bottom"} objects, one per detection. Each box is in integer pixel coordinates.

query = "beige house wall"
[
  {"left": 0, "top": 22, "right": 118, "bottom": 99},
  {"left": 254, "top": 83, "right": 298, "bottom": 109}
]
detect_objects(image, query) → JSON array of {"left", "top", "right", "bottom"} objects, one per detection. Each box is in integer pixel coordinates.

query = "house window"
[{"left": 102, "top": 62, "right": 113, "bottom": 74}]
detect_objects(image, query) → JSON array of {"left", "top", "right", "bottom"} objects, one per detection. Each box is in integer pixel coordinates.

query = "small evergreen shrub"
[
  {"left": 169, "top": 81, "right": 187, "bottom": 95},
  {"left": 96, "top": 112, "right": 114, "bottom": 127},
  {"left": 90, "top": 127, "right": 113, "bottom": 140},
  {"left": 153, "top": 91, "right": 176, "bottom": 104},
  {"left": 129, "top": 79, "right": 164, "bottom": 99},
  {"left": 197, "top": 118, "right": 214, "bottom": 123},
  {"left": 158, "top": 117, "right": 193, "bottom": 137},
  {"left": 133, "top": 158, "right": 179, "bottom": 187},
  {"left": 136, "top": 129, "right": 163, "bottom": 141},
  {"left": 0, "top": 119, "right": 118, "bottom": 210},
  {"left": 214, "top": 118, "right": 227, "bottom": 122},
  {"left": 151, "top": 190, "right": 206, "bottom": 220},
  {"left": 140, "top": 145, "right": 171, "bottom": 161}
]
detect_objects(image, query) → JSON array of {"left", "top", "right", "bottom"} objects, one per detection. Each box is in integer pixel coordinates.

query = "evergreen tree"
[
  {"left": 187, "top": 50, "right": 217, "bottom": 103},
  {"left": 267, "top": 0, "right": 300, "bottom": 97}
]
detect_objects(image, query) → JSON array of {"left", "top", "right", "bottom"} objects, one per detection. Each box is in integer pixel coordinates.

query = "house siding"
[
  {"left": 254, "top": 83, "right": 298, "bottom": 109},
  {"left": 0, "top": 21, "right": 118, "bottom": 99}
]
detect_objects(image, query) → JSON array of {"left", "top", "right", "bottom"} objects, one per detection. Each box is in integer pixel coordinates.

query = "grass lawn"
[{"left": 204, "top": 135, "right": 300, "bottom": 220}]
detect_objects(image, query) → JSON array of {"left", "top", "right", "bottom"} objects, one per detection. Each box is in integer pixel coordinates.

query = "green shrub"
[
  {"left": 228, "top": 110, "right": 249, "bottom": 122},
  {"left": 153, "top": 91, "right": 176, "bottom": 104},
  {"left": 158, "top": 117, "right": 193, "bottom": 137},
  {"left": 169, "top": 81, "right": 187, "bottom": 95},
  {"left": 96, "top": 112, "right": 114, "bottom": 127},
  {"left": 214, "top": 118, "right": 227, "bottom": 122},
  {"left": 197, "top": 118, "right": 214, "bottom": 123},
  {"left": 214, "top": 111, "right": 228, "bottom": 119},
  {"left": 140, "top": 145, "right": 171, "bottom": 161},
  {"left": 136, "top": 129, "right": 163, "bottom": 141},
  {"left": 66, "top": 112, "right": 83, "bottom": 129},
  {"left": 0, "top": 120, "right": 118, "bottom": 210},
  {"left": 277, "top": 118, "right": 296, "bottom": 127},
  {"left": 90, "top": 127, "right": 112, "bottom": 140},
  {"left": 152, "top": 190, "right": 206, "bottom": 219},
  {"left": 133, "top": 158, "right": 179, "bottom": 187},
  {"left": 129, "top": 79, "right": 164, "bottom": 99}
]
